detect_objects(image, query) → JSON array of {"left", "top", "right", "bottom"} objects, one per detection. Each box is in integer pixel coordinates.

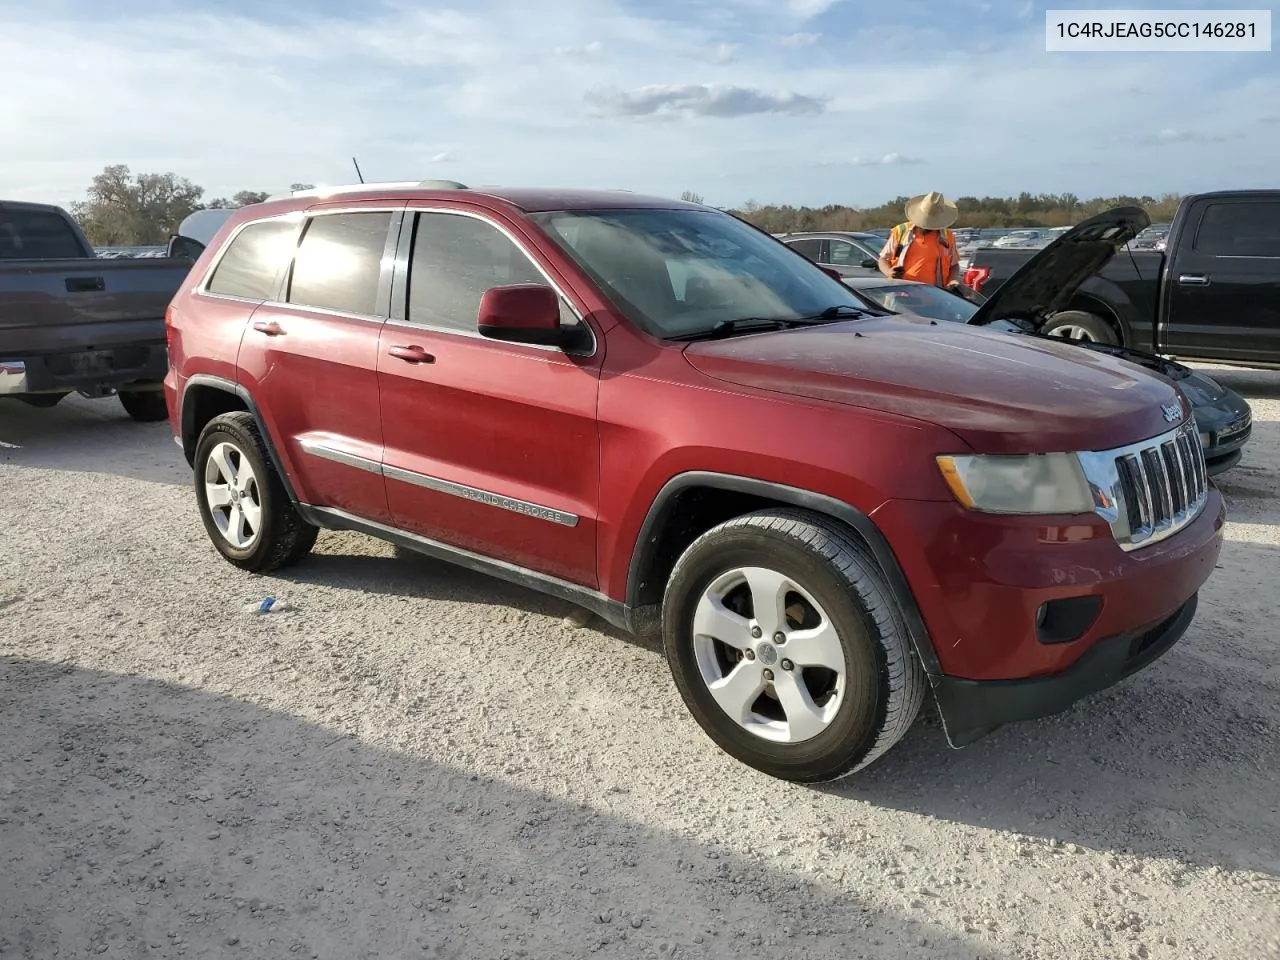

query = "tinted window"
[
  {"left": 829, "top": 239, "right": 875, "bottom": 266},
  {"left": 0, "top": 209, "right": 86, "bottom": 259},
  {"left": 207, "top": 219, "right": 297, "bottom": 300},
  {"left": 532, "top": 208, "right": 864, "bottom": 339},
  {"left": 1195, "top": 202, "right": 1280, "bottom": 257},
  {"left": 408, "top": 212, "right": 572, "bottom": 331},
  {"left": 854, "top": 282, "right": 977, "bottom": 323},
  {"left": 287, "top": 212, "right": 391, "bottom": 315},
  {"left": 786, "top": 238, "right": 822, "bottom": 261}
]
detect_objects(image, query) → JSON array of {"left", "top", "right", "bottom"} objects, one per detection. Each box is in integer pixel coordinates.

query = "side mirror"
[
  {"left": 859, "top": 258, "right": 878, "bottom": 269},
  {"left": 477, "top": 284, "right": 579, "bottom": 348},
  {"left": 819, "top": 265, "right": 844, "bottom": 282},
  {"left": 167, "top": 234, "right": 206, "bottom": 261}
]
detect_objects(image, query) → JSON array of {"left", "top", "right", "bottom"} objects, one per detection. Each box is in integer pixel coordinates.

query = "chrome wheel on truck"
[
  {"left": 662, "top": 509, "right": 925, "bottom": 782},
  {"left": 193, "top": 412, "right": 317, "bottom": 572}
]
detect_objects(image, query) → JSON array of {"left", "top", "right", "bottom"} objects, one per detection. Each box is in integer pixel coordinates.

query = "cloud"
[
  {"left": 427, "top": 152, "right": 456, "bottom": 163},
  {"left": 780, "top": 32, "right": 821, "bottom": 46},
  {"left": 554, "top": 40, "right": 603, "bottom": 57},
  {"left": 709, "top": 42, "right": 738, "bottom": 64},
  {"left": 1139, "top": 128, "right": 1228, "bottom": 145},
  {"left": 1017, "top": 0, "right": 1034, "bottom": 18},
  {"left": 826, "top": 153, "right": 922, "bottom": 167},
  {"left": 585, "top": 83, "right": 826, "bottom": 119},
  {"left": 788, "top": 0, "right": 843, "bottom": 17}
]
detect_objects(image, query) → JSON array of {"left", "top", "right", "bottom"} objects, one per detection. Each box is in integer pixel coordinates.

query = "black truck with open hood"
[
  {"left": 840, "top": 206, "right": 1253, "bottom": 475},
  {"left": 964, "top": 189, "right": 1280, "bottom": 371}
]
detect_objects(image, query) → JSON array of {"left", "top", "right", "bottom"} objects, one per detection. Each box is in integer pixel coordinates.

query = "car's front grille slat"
[{"left": 1103, "top": 421, "right": 1208, "bottom": 552}]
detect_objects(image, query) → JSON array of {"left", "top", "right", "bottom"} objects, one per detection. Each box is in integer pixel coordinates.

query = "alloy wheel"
[
  {"left": 691, "top": 566, "right": 846, "bottom": 743},
  {"left": 203, "top": 441, "right": 262, "bottom": 549}
]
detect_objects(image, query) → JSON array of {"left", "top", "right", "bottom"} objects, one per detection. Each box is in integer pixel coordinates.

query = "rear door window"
[
  {"left": 785, "top": 238, "right": 823, "bottom": 262},
  {"left": 287, "top": 212, "right": 393, "bottom": 316},
  {"left": 206, "top": 219, "right": 298, "bottom": 301},
  {"left": 1194, "top": 202, "right": 1280, "bottom": 258},
  {"left": 0, "top": 208, "right": 86, "bottom": 259}
]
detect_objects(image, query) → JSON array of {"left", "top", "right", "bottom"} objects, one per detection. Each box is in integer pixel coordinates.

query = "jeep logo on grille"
[{"left": 1161, "top": 402, "right": 1182, "bottom": 423}]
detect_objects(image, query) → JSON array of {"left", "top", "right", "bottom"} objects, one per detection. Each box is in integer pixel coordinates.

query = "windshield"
[
  {"left": 528, "top": 208, "right": 867, "bottom": 338},
  {"left": 854, "top": 282, "right": 979, "bottom": 323}
]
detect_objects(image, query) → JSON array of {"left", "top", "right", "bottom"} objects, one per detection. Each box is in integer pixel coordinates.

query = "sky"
[{"left": 1, "top": 0, "right": 1277, "bottom": 211}]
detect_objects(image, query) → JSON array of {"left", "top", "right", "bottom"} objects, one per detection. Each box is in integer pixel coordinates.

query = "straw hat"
[{"left": 904, "top": 191, "right": 958, "bottom": 230}]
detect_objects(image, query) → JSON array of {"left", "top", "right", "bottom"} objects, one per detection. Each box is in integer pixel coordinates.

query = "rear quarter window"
[
  {"left": 0, "top": 209, "right": 86, "bottom": 259},
  {"left": 206, "top": 219, "right": 299, "bottom": 300}
]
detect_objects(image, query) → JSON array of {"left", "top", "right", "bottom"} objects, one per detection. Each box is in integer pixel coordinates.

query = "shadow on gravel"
[
  {"left": 826, "top": 542, "right": 1280, "bottom": 879},
  {"left": 0, "top": 657, "right": 1002, "bottom": 960},
  {"left": 0, "top": 394, "right": 185, "bottom": 487},
  {"left": 275, "top": 543, "right": 642, "bottom": 647}
]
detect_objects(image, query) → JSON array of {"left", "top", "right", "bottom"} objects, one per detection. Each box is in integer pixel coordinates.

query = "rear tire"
[
  {"left": 119, "top": 389, "right": 169, "bottom": 422},
  {"left": 1041, "top": 310, "right": 1119, "bottom": 345},
  {"left": 193, "top": 412, "right": 318, "bottom": 572},
  {"left": 661, "top": 509, "right": 925, "bottom": 783}
]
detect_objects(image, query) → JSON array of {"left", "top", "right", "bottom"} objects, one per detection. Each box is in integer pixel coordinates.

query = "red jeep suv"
[{"left": 165, "top": 182, "right": 1225, "bottom": 782}]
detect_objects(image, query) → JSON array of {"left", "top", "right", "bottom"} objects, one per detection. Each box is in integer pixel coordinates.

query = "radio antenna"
[{"left": 352, "top": 157, "right": 366, "bottom": 184}]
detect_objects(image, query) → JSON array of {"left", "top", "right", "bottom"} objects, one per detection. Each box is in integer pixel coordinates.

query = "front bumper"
[
  {"left": 0, "top": 344, "right": 167, "bottom": 396},
  {"left": 1202, "top": 411, "right": 1252, "bottom": 476},
  {"left": 934, "top": 594, "right": 1198, "bottom": 746}
]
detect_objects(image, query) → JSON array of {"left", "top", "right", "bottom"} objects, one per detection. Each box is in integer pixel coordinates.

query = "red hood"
[{"left": 682, "top": 316, "right": 1187, "bottom": 454}]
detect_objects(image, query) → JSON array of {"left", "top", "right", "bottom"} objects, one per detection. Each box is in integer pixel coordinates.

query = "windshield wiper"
[{"left": 671, "top": 306, "right": 870, "bottom": 342}]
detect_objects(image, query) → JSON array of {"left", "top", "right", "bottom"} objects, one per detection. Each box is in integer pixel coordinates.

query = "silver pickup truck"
[{"left": 0, "top": 200, "right": 195, "bottom": 420}]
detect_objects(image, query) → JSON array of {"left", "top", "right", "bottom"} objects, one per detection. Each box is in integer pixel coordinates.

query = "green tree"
[
  {"left": 69, "top": 164, "right": 206, "bottom": 246},
  {"left": 680, "top": 190, "right": 705, "bottom": 203}
]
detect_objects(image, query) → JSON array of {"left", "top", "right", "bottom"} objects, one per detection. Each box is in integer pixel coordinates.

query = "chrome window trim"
[{"left": 297, "top": 440, "right": 579, "bottom": 527}]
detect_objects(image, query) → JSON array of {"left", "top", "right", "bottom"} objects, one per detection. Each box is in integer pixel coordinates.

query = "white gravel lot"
[{"left": 1, "top": 369, "right": 1278, "bottom": 960}]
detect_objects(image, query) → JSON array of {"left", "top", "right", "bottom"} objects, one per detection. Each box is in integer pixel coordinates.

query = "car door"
[
  {"left": 1162, "top": 198, "right": 1280, "bottom": 364},
  {"left": 236, "top": 204, "right": 401, "bottom": 523},
  {"left": 376, "top": 206, "right": 602, "bottom": 587},
  {"left": 826, "top": 238, "right": 881, "bottom": 276}
]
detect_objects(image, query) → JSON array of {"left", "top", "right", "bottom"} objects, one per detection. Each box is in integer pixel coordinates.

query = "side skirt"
[{"left": 298, "top": 504, "right": 631, "bottom": 632}]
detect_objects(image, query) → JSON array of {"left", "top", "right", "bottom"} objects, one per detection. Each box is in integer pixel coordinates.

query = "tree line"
[
  {"left": 64, "top": 164, "right": 1185, "bottom": 247},
  {"left": 725, "top": 192, "right": 1185, "bottom": 234},
  {"left": 69, "top": 165, "right": 314, "bottom": 247}
]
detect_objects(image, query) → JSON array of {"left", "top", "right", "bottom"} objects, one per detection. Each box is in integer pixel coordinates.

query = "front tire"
[
  {"left": 661, "top": 509, "right": 925, "bottom": 783},
  {"left": 193, "top": 412, "right": 318, "bottom": 572},
  {"left": 119, "top": 388, "right": 169, "bottom": 422},
  {"left": 1041, "top": 310, "right": 1119, "bottom": 345}
]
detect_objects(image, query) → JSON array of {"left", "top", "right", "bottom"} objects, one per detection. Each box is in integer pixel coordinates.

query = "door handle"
[
  {"left": 388, "top": 344, "right": 435, "bottom": 364},
  {"left": 1177, "top": 274, "right": 1209, "bottom": 286},
  {"left": 252, "top": 319, "right": 285, "bottom": 336},
  {"left": 65, "top": 276, "right": 105, "bottom": 293}
]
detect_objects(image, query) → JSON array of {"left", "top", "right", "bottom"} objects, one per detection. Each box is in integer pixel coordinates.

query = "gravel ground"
[{"left": 1, "top": 369, "right": 1278, "bottom": 960}]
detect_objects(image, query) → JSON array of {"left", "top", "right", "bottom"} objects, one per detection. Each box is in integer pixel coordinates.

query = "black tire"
[
  {"left": 1041, "top": 310, "right": 1120, "bottom": 345},
  {"left": 119, "top": 389, "right": 169, "bottom": 422},
  {"left": 193, "top": 411, "right": 318, "bottom": 572},
  {"left": 661, "top": 508, "right": 925, "bottom": 783}
]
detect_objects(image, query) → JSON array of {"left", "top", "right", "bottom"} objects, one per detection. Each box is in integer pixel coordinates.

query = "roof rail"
[
  {"left": 266, "top": 179, "right": 469, "bottom": 201},
  {"left": 417, "top": 179, "right": 468, "bottom": 190}
]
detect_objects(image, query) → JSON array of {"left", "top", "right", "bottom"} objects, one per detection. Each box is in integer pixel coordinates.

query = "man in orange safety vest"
[{"left": 877, "top": 191, "right": 965, "bottom": 294}]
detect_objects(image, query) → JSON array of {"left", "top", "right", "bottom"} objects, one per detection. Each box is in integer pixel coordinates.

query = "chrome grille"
[{"left": 1079, "top": 421, "right": 1208, "bottom": 552}]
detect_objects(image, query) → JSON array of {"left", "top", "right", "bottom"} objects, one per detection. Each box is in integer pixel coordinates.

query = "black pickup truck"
[
  {"left": 964, "top": 189, "right": 1280, "bottom": 369},
  {"left": 1, "top": 200, "right": 195, "bottom": 420}
]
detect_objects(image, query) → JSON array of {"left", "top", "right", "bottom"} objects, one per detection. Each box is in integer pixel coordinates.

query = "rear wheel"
[
  {"left": 661, "top": 509, "right": 925, "bottom": 783},
  {"left": 119, "top": 388, "right": 169, "bottom": 422},
  {"left": 193, "top": 412, "right": 317, "bottom": 572},
  {"left": 1042, "top": 310, "right": 1119, "bottom": 345}
]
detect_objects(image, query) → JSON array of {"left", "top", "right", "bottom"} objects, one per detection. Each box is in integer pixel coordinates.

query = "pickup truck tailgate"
[{"left": 0, "top": 257, "right": 193, "bottom": 355}]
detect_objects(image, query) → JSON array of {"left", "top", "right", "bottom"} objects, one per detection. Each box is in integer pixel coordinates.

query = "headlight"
[{"left": 936, "top": 453, "right": 1094, "bottom": 514}]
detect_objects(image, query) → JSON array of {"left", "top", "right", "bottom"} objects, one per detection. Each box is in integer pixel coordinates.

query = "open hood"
[{"left": 968, "top": 206, "right": 1149, "bottom": 327}]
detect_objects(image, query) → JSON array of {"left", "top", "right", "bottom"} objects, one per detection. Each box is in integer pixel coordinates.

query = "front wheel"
[
  {"left": 661, "top": 509, "right": 925, "bottom": 783},
  {"left": 1041, "top": 310, "right": 1119, "bottom": 345},
  {"left": 193, "top": 412, "right": 318, "bottom": 572}
]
